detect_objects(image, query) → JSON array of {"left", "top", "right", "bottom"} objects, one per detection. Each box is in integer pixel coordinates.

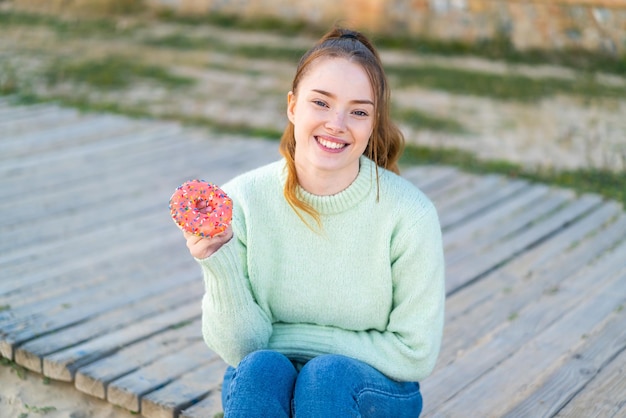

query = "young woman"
[{"left": 183, "top": 27, "right": 445, "bottom": 417}]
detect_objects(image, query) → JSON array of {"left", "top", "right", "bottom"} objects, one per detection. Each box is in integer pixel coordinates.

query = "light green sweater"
[{"left": 197, "top": 156, "right": 445, "bottom": 382}]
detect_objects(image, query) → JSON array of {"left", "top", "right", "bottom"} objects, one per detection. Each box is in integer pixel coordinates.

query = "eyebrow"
[{"left": 312, "top": 89, "right": 374, "bottom": 106}]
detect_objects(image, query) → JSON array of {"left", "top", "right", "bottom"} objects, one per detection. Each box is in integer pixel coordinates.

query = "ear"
[{"left": 287, "top": 91, "right": 296, "bottom": 124}]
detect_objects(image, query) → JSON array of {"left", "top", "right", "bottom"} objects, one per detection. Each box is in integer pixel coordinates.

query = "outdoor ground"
[{"left": 1, "top": 361, "right": 138, "bottom": 417}]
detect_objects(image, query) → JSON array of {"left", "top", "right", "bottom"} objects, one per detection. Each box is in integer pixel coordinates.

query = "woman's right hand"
[
  {"left": 183, "top": 225, "right": 233, "bottom": 259},
  {"left": 183, "top": 199, "right": 233, "bottom": 259}
]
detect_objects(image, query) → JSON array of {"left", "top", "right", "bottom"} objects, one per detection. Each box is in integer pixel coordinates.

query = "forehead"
[{"left": 298, "top": 57, "right": 374, "bottom": 99}]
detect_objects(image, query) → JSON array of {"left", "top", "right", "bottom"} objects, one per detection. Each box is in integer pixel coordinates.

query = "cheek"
[{"left": 357, "top": 123, "right": 374, "bottom": 143}]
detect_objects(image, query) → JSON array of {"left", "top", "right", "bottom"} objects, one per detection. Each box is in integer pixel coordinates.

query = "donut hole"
[{"left": 195, "top": 198, "right": 212, "bottom": 214}]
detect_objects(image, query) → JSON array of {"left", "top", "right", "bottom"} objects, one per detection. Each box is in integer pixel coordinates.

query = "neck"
[{"left": 295, "top": 163, "right": 359, "bottom": 196}]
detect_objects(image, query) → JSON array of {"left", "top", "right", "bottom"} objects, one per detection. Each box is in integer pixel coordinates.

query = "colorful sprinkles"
[{"left": 169, "top": 179, "right": 233, "bottom": 238}]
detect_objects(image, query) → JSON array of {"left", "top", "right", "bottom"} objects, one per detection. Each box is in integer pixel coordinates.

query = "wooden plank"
[
  {"left": 180, "top": 391, "right": 224, "bottom": 418},
  {"left": 438, "top": 212, "right": 626, "bottom": 363},
  {"left": 444, "top": 188, "right": 576, "bottom": 265},
  {"left": 0, "top": 139, "right": 276, "bottom": 272},
  {"left": 0, "top": 225, "right": 187, "bottom": 307},
  {"left": 423, "top": 244, "right": 626, "bottom": 417},
  {"left": 14, "top": 267, "right": 202, "bottom": 373},
  {"left": 403, "top": 166, "right": 460, "bottom": 194},
  {"left": 444, "top": 188, "right": 571, "bottom": 263},
  {"left": 0, "top": 212, "right": 176, "bottom": 297},
  {"left": 0, "top": 114, "right": 139, "bottom": 159},
  {"left": 0, "top": 250, "right": 181, "bottom": 350},
  {"left": 42, "top": 302, "right": 201, "bottom": 381},
  {"left": 0, "top": 236, "right": 189, "bottom": 320},
  {"left": 0, "top": 255, "right": 190, "bottom": 360},
  {"left": 445, "top": 194, "right": 603, "bottom": 293},
  {"left": 554, "top": 346, "right": 626, "bottom": 418},
  {"left": 0, "top": 146, "right": 233, "bottom": 250},
  {"left": 1, "top": 179, "right": 173, "bottom": 248},
  {"left": 141, "top": 359, "right": 228, "bottom": 418},
  {"left": 432, "top": 174, "right": 503, "bottom": 213},
  {"left": 0, "top": 104, "right": 77, "bottom": 131},
  {"left": 0, "top": 123, "right": 182, "bottom": 175},
  {"left": 1, "top": 134, "right": 256, "bottom": 256},
  {"left": 429, "top": 267, "right": 626, "bottom": 418},
  {"left": 75, "top": 318, "right": 204, "bottom": 399},
  {"left": 424, "top": 237, "right": 626, "bottom": 408},
  {"left": 0, "top": 126, "right": 182, "bottom": 192},
  {"left": 437, "top": 178, "right": 529, "bottom": 230},
  {"left": 503, "top": 306, "right": 626, "bottom": 417},
  {"left": 504, "top": 200, "right": 626, "bottom": 274},
  {"left": 0, "top": 123, "right": 181, "bottom": 185},
  {"left": 441, "top": 201, "right": 626, "bottom": 337},
  {"left": 0, "top": 136, "right": 272, "bottom": 220},
  {"left": 439, "top": 217, "right": 626, "bottom": 365},
  {"left": 442, "top": 183, "right": 550, "bottom": 249},
  {"left": 402, "top": 164, "right": 457, "bottom": 180},
  {"left": 0, "top": 231, "right": 183, "bottom": 319},
  {"left": 425, "top": 172, "right": 478, "bottom": 204},
  {"left": 107, "top": 341, "right": 218, "bottom": 413}
]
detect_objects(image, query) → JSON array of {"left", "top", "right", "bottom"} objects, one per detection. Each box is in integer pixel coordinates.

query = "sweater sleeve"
[
  {"left": 196, "top": 213, "right": 273, "bottom": 367},
  {"left": 269, "top": 203, "right": 445, "bottom": 382}
]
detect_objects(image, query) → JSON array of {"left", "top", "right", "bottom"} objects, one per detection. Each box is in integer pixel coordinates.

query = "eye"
[
  {"left": 352, "top": 110, "right": 369, "bottom": 117},
  {"left": 312, "top": 100, "right": 328, "bottom": 108}
]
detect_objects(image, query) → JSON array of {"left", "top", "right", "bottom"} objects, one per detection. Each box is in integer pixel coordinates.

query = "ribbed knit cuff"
[
  {"left": 269, "top": 323, "right": 337, "bottom": 358},
  {"left": 196, "top": 238, "right": 252, "bottom": 312}
]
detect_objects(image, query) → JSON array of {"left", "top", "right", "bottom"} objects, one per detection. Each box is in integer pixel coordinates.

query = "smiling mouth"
[{"left": 316, "top": 136, "right": 347, "bottom": 150}]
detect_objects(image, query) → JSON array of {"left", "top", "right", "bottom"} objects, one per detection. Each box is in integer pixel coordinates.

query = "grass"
[
  {"left": 400, "top": 144, "right": 626, "bottom": 208},
  {"left": 375, "top": 32, "right": 626, "bottom": 77},
  {"left": 143, "top": 33, "right": 306, "bottom": 61},
  {"left": 0, "top": 9, "right": 126, "bottom": 38},
  {"left": 386, "top": 65, "right": 626, "bottom": 102},
  {"left": 1, "top": 356, "right": 28, "bottom": 380},
  {"left": 154, "top": 8, "right": 322, "bottom": 37},
  {"left": 392, "top": 106, "right": 466, "bottom": 134},
  {"left": 43, "top": 55, "right": 194, "bottom": 90},
  {"left": 23, "top": 404, "right": 57, "bottom": 414}
]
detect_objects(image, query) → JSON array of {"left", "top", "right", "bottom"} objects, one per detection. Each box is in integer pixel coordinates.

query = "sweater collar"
[{"left": 280, "top": 155, "right": 376, "bottom": 215}]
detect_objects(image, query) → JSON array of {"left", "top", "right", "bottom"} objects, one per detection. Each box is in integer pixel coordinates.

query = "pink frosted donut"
[{"left": 169, "top": 180, "right": 233, "bottom": 238}]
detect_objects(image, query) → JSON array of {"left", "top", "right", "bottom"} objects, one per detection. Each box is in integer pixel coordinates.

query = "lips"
[{"left": 315, "top": 136, "right": 348, "bottom": 151}]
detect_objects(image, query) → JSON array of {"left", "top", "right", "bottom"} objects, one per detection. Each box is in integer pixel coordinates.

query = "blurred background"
[{"left": 1, "top": 0, "right": 625, "bottom": 204}]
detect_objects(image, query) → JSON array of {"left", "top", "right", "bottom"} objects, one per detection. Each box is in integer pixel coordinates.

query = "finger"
[
  {"left": 183, "top": 231, "right": 202, "bottom": 244},
  {"left": 185, "top": 236, "right": 204, "bottom": 250}
]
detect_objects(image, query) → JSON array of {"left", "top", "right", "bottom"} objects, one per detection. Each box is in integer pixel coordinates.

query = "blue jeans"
[{"left": 221, "top": 350, "right": 423, "bottom": 417}]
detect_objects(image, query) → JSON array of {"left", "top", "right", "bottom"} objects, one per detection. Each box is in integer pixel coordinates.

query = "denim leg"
[
  {"left": 293, "top": 354, "right": 423, "bottom": 418},
  {"left": 221, "top": 350, "right": 298, "bottom": 418}
]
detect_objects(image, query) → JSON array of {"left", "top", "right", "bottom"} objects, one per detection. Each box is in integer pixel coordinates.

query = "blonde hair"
[{"left": 279, "top": 27, "right": 405, "bottom": 226}]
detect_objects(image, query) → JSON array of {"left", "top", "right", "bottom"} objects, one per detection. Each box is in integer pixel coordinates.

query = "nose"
[{"left": 325, "top": 111, "right": 346, "bottom": 133}]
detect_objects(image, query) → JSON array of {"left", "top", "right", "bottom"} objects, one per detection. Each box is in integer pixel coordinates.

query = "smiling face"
[{"left": 287, "top": 57, "right": 375, "bottom": 195}]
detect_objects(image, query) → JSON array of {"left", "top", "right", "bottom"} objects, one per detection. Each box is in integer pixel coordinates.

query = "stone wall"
[{"left": 145, "top": 0, "right": 626, "bottom": 53}]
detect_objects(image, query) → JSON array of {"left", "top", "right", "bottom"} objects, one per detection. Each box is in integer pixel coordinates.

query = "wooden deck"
[{"left": 1, "top": 99, "right": 625, "bottom": 418}]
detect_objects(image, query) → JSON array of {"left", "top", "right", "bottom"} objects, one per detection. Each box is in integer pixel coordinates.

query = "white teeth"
[{"left": 317, "top": 137, "right": 346, "bottom": 149}]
